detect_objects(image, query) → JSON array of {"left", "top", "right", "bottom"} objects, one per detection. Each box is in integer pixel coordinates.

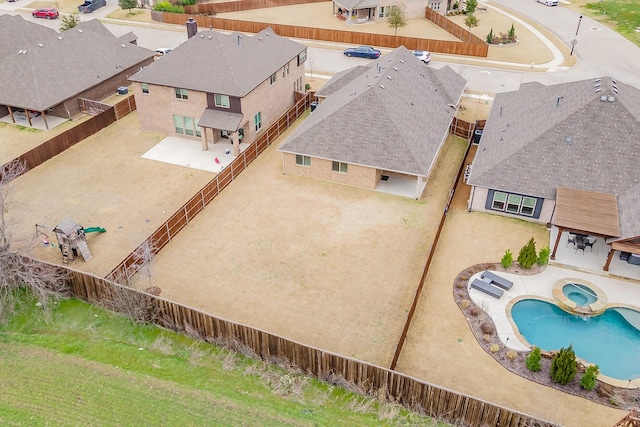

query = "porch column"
[
  {"left": 202, "top": 127, "right": 209, "bottom": 151},
  {"left": 603, "top": 249, "right": 614, "bottom": 271},
  {"left": 232, "top": 131, "right": 240, "bottom": 156},
  {"left": 550, "top": 226, "right": 563, "bottom": 260}
]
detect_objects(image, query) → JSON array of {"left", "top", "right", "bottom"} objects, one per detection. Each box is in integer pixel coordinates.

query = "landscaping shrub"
[
  {"left": 480, "top": 321, "right": 494, "bottom": 335},
  {"left": 452, "top": 2, "right": 459, "bottom": 9},
  {"left": 490, "top": 343, "right": 499, "bottom": 353},
  {"left": 537, "top": 247, "right": 550, "bottom": 266},
  {"left": 501, "top": 249, "right": 513, "bottom": 269},
  {"left": 508, "top": 23, "right": 516, "bottom": 40},
  {"left": 153, "top": 1, "right": 184, "bottom": 13},
  {"left": 517, "top": 237, "right": 537, "bottom": 269},
  {"left": 550, "top": 345, "right": 577, "bottom": 385},
  {"left": 581, "top": 365, "right": 600, "bottom": 391},
  {"left": 525, "top": 346, "right": 542, "bottom": 372},
  {"left": 486, "top": 28, "right": 494, "bottom": 44},
  {"left": 469, "top": 306, "right": 480, "bottom": 317},
  {"left": 506, "top": 350, "right": 518, "bottom": 360}
]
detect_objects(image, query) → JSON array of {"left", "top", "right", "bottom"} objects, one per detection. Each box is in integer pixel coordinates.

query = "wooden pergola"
[{"left": 550, "top": 187, "right": 620, "bottom": 268}]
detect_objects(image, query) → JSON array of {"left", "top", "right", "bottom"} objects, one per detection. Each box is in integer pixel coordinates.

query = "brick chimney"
[{"left": 186, "top": 17, "right": 197, "bottom": 39}]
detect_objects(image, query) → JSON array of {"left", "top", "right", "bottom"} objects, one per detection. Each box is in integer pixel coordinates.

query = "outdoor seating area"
[
  {"left": 566, "top": 233, "right": 598, "bottom": 254},
  {"left": 469, "top": 271, "right": 513, "bottom": 299}
]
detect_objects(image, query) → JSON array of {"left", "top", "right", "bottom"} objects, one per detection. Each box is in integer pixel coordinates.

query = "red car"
[{"left": 32, "top": 8, "right": 59, "bottom": 19}]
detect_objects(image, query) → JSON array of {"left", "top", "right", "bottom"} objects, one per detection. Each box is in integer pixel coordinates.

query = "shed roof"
[
  {"left": 553, "top": 187, "right": 620, "bottom": 237},
  {"left": 278, "top": 46, "right": 466, "bottom": 177},
  {"left": 129, "top": 27, "right": 305, "bottom": 98}
]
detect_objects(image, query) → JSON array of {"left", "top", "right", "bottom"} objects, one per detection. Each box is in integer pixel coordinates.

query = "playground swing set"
[{"left": 36, "top": 216, "right": 106, "bottom": 264}]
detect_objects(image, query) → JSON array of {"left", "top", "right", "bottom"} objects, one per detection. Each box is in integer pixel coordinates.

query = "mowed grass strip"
[
  {"left": 584, "top": 0, "right": 640, "bottom": 46},
  {"left": 0, "top": 297, "right": 446, "bottom": 426}
]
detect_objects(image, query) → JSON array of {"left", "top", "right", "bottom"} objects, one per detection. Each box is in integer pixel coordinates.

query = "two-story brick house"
[{"left": 129, "top": 26, "right": 307, "bottom": 156}]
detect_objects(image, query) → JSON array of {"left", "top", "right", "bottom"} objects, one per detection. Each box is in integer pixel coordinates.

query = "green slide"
[{"left": 84, "top": 227, "right": 106, "bottom": 233}]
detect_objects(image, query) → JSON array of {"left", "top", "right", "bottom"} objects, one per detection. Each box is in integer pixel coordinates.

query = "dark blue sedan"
[{"left": 343, "top": 46, "right": 381, "bottom": 59}]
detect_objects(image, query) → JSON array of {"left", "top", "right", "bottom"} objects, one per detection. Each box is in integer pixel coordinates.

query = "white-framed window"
[
  {"left": 298, "top": 49, "right": 307, "bottom": 66},
  {"left": 141, "top": 83, "right": 149, "bottom": 94},
  {"left": 295, "top": 154, "right": 311, "bottom": 167},
  {"left": 491, "top": 191, "right": 537, "bottom": 217},
  {"left": 332, "top": 161, "right": 348, "bottom": 174},
  {"left": 173, "top": 115, "right": 200, "bottom": 137},
  {"left": 270, "top": 73, "right": 277, "bottom": 85},
  {"left": 378, "top": 5, "right": 391, "bottom": 18},
  {"left": 285, "top": 63, "right": 290, "bottom": 75},
  {"left": 254, "top": 112, "right": 262, "bottom": 132},
  {"left": 174, "top": 87, "right": 188, "bottom": 100},
  {"left": 173, "top": 114, "right": 184, "bottom": 134},
  {"left": 214, "top": 94, "right": 230, "bottom": 108},
  {"left": 429, "top": 1, "right": 440, "bottom": 10}
]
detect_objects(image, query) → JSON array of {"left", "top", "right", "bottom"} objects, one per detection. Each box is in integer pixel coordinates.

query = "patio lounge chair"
[
  {"left": 480, "top": 270, "right": 513, "bottom": 290},
  {"left": 470, "top": 278, "right": 503, "bottom": 299},
  {"left": 584, "top": 238, "right": 597, "bottom": 251}
]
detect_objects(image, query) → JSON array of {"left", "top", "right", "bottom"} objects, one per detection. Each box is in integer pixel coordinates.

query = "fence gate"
[{"left": 78, "top": 98, "right": 111, "bottom": 116}]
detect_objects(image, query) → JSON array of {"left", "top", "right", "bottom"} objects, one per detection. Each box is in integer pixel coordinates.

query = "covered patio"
[{"left": 549, "top": 187, "right": 640, "bottom": 280}]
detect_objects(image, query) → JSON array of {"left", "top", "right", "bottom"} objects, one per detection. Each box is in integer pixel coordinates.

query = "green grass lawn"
[
  {"left": 0, "top": 296, "right": 446, "bottom": 426},
  {"left": 584, "top": 0, "right": 640, "bottom": 46}
]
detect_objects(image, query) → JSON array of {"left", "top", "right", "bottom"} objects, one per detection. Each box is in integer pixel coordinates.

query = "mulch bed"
[{"left": 453, "top": 262, "right": 640, "bottom": 411}]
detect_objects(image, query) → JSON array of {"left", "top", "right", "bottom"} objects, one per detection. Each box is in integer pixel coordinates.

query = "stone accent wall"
[{"left": 282, "top": 153, "right": 378, "bottom": 190}]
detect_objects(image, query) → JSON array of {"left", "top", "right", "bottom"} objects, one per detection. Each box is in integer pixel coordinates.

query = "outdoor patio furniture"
[
  {"left": 575, "top": 239, "right": 587, "bottom": 254},
  {"left": 480, "top": 270, "right": 513, "bottom": 290},
  {"left": 620, "top": 251, "right": 631, "bottom": 261},
  {"left": 470, "top": 278, "right": 503, "bottom": 299},
  {"left": 629, "top": 254, "right": 640, "bottom": 266},
  {"left": 584, "top": 237, "right": 597, "bottom": 251},
  {"left": 566, "top": 235, "right": 576, "bottom": 247}
]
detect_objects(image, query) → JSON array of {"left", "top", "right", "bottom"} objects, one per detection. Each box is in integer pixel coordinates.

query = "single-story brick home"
[
  {"left": 466, "top": 76, "right": 640, "bottom": 269},
  {"left": 278, "top": 46, "right": 466, "bottom": 199}
]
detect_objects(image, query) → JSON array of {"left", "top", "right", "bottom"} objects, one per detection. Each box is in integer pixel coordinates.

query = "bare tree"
[
  {"left": 387, "top": 4, "right": 407, "bottom": 36},
  {"left": 0, "top": 160, "right": 69, "bottom": 322}
]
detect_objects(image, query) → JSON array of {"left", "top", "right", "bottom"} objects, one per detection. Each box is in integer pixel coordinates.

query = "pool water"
[
  {"left": 512, "top": 300, "right": 640, "bottom": 380},
  {"left": 562, "top": 283, "right": 597, "bottom": 307}
]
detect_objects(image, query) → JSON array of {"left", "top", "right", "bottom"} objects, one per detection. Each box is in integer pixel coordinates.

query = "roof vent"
[
  {"left": 258, "top": 37, "right": 262, "bottom": 41},
  {"left": 399, "top": 59, "right": 404, "bottom": 63},
  {"left": 612, "top": 79, "right": 617, "bottom": 85},
  {"left": 608, "top": 96, "right": 615, "bottom": 102},
  {"left": 38, "top": 43, "right": 43, "bottom": 48},
  {"left": 600, "top": 95, "right": 607, "bottom": 102},
  {"left": 367, "top": 83, "right": 372, "bottom": 87},
  {"left": 594, "top": 83, "right": 601, "bottom": 88},
  {"left": 237, "top": 34, "right": 242, "bottom": 45},
  {"left": 200, "top": 34, "right": 205, "bottom": 38},
  {"left": 555, "top": 96, "right": 564, "bottom": 108},
  {"left": 613, "top": 87, "right": 618, "bottom": 93},
  {"left": 121, "top": 44, "right": 126, "bottom": 48},
  {"left": 266, "top": 32, "right": 270, "bottom": 36},
  {"left": 386, "top": 75, "right": 391, "bottom": 80},
  {"left": 566, "top": 137, "right": 572, "bottom": 144},
  {"left": 208, "top": 35, "right": 212, "bottom": 39},
  {"left": 379, "top": 85, "right": 384, "bottom": 89},
  {"left": 77, "top": 29, "right": 83, "bottom": 33},
  {"left": 594, "top": 78, "right": 601, "bottom": 83},
  {"left": 393, "top": 67, "right": 398, "bottom": 71},
  {"left": 57, "top": 36, "right": 63, "bottom": 40},
  {"left": 595, "top": 88, "right": 602, "bottom": 93}
]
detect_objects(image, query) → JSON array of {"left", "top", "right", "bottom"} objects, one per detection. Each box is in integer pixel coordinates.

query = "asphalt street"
[{"left": 1, "top": 0, "right": 639, "bottom": 92}]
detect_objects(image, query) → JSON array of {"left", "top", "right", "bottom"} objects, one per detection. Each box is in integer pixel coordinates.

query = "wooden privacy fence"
[
  {"left": 186, "top": 0, "right": 327, "bottom": 14},
  {"left": 424, "top": 8, "right": 486, "bottom": 47},
  {"left": 63, "top": 267, "right": 558, "bottom": 427},
  {"left": 154, "top": 12, "right": 489, "bottom": 57},
  {"left": 2, "top": 95, "right": 138, "bottom": 183},
  {"left": 450, "top": 116, "right": 475, "bottom": 140},
  {"left": 105, "top": 93, "right": 312, "bottom": 284}
]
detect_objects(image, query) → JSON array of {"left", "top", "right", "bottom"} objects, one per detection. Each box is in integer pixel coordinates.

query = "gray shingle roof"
[
  {"left": 467, "top": 77, "right": 640, "bottom": 241},
  {"left": 278, "top": 46, "right": 466, "bottom": 176},
  {"left": 129, "top": 27, "right": 306, "bottom": 98},
  {"left": 0, "top": 15, "right": 57, "bottom": 57},
  {"left": 0, "top": 17, "right": 155, "bottom": 111},
  {"left": 468, "top": 77, "right": 640, "bottom": 198}
]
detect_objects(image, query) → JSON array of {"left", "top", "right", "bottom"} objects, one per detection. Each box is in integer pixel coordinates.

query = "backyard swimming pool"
[{"left": 511, "top": 299, "right": 640, "bottom": 381}]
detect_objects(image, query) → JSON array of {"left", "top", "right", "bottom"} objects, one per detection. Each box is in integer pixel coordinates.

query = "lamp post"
[{"left": 570, "top": 15, "right": 583, "bottom": 56}]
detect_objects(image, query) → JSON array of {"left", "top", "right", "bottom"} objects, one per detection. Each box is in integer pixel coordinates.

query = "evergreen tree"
[
  {"left": 550, "top": 345, "right": 577, "bottom": 385},
  {"left": 59, "top": 12, "right": 81, "bottom": 31},
  {"left": 119, "top": 0, "right": 137, "bottom": 14},
  {"left": 517, "top": 237, "right": 537, "bottom": 269},
  {"left": 500, "top": 249, "right": 513, "bottom": 269}
]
